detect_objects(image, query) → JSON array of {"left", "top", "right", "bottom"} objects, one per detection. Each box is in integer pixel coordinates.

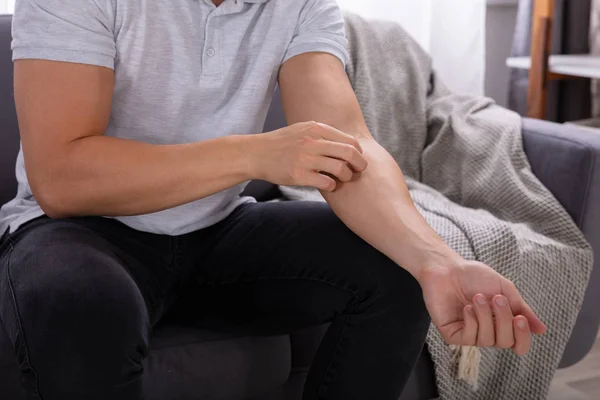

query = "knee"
[
  {"left": 7, "top": 228, "right": 148, "bottom": 343},
  {"left": 365, "top": 253, "right": 431, "bottom": 330},
  {"left": 1, "top": 223, "right": 149, "bottom": 397},
  {"left": 327, "top": 229, "right": 429, "bottom": 323},
  {"left": 385, "top": 263, "right": 430, "bottom": 329}
]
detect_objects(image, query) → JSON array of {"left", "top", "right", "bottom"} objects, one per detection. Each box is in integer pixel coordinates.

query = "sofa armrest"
[
  {"left": 522, "top": 118, "right": 600, "bottom": 228},
  {"left": 522, "top": 117, "right": 600, "bottom": 367}
]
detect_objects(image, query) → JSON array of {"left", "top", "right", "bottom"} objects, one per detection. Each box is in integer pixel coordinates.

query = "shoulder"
[
  {"left": 12, "top": 0, "right": 117, "bottom": 69},
  {"left": 268, "top": 0, "right": 343, "bottom": 29},
  {"left": 13, "top": 0, "right": 115, "bottom": 26}
]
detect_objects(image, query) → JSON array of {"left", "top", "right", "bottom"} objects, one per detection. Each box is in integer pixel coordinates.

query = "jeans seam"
[
  {"left": 5, "top": 237, "right": 43, "bottom": 400},
  {"left": 199, "top": 275, "right": 360, "bottom": 398},
  {"left": 317, "top": 315, "right": 350, "bottom": 399}
]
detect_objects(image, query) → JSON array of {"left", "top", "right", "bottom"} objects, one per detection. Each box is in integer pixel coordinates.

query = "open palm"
[{"left": 420, "top": 261, "right": 547, "bottom": 355}]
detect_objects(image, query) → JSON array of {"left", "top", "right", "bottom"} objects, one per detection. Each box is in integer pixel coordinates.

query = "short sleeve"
[
  {"left": 12, "top": 0, "right": 116, "bottom": 69},
  {"left": 282, "top": 0, "right": 349, "bottom": 67}
]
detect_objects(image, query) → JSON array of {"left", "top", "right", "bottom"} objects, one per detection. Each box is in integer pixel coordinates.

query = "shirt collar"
[{"left": 205, "top": 0, "right": 270, "bottom": 15}]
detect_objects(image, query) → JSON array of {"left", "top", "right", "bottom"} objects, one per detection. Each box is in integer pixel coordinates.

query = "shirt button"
[{"left": 207, "top": 48, "right": 216, "bottom": 57}]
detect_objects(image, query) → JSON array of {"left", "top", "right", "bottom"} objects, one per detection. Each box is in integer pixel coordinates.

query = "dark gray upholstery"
[
  {"left": 522, "top": 118, "right": 600, "bottom": 368},
  {"left": 144, "top": 327, "right": 291, "bottom": 400},
  {"left": 1, "top": 12, "right": 599, "bottom": 400},
  {"left": 0, "top": 14, "right": 18, "bottom": 206},
  {"left": 0, "top": 15, "right": 25, "bottom": 400}
]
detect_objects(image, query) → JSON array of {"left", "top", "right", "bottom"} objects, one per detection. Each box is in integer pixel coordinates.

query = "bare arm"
[
  {"left": 278, "top": 53, "right": 461, "bottom": 282},
  {"left": 16, "top": 60, "right": 253, "bottom": 218},
  {"left": 278, "top": 53, "right": 547, "bottom": 353}
]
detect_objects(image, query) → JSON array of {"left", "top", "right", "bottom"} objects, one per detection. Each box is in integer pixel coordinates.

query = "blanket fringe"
[{"left": 450, "top": 345, "right": 481, "bottom": 390}]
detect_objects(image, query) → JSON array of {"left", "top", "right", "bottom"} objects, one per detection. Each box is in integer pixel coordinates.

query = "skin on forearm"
[
  {"left": 15, "top": 59, "right": 254, "bottom": 219},
  {"left": 321, "top": 138, "right": 462, "bottom": 282},
  {"left": 38, "top": 134, "right": 252, "bottom": 218},
  {"left": 279, "top": 52, "right": 461, "bottom": 282}
]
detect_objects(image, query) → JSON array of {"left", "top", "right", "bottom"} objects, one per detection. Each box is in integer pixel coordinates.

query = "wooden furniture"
[
  {"left": 506, "top": 0, "right": 600, "bottom": 120},
  {"left": 507, "top": 54, "right": 600, "bottom": 80},
  {"left": 528, "top": 0, "right": 555, "bottom": 119}
]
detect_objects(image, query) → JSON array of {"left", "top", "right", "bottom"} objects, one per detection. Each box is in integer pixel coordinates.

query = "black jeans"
[{"left": 0, "top": 201, "right": 430, "bottom": 400}]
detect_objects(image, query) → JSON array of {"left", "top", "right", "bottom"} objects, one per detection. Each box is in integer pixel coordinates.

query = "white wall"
[
  {"left": 340, "top": 0, "right": 519, "bottom": 106},
  {"left": 338, "top": 0, "right": 487, "bottom": 96},
  {"left": 0, "top": 0, "right": 14, "bottom": 14},
  {"left": 430, "top": 0, "right": 486, "bottom": 97},
  {"left": 485, "top": 2, "right": 519, "bottom": 107},
  {"left": 338, "top": 0, "right": 433, "bottom": 50}
]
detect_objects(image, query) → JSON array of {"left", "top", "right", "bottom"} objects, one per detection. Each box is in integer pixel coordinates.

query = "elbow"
[
  {"left": 36, "top": 187, "right": 73, "bottom": 220},
  {"left": 30, "top": 177, "right": 76, "bottom": 220},
  {"left": 41, "top": 204, "right": 72, "bottom": 221}
]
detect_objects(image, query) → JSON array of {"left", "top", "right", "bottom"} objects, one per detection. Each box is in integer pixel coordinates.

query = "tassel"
[{"left": 450, "top": 345, "right": 481, "bottom": 390}]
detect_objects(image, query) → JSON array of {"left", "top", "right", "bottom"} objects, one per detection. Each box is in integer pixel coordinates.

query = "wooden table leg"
[{"left": 527, "top": 0, "right": 555, "bottom": 120}]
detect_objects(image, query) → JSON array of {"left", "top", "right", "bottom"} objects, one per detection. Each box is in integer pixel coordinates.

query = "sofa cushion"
[
  {"left": 242, "top": 180, "right": 282, "bottom": 203},
  {"left": 144, "top": 325, "right": 292, "bottom": 400}
]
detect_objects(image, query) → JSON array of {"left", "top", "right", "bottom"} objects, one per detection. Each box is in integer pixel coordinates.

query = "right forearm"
[{"left": 32, "top": 134, "right": 253, "bottom": 218}]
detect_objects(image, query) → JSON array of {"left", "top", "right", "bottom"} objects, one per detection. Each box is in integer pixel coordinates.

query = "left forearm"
[
  {"left": 278, "top": 53, "right": 461, "bottom": 280},
  {"left": 322, "top": 137, "right": 462, "bottom": 282}
]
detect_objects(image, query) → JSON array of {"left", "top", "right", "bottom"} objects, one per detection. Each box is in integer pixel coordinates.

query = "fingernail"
[
  {"left": 494, "top": 297, "right": 507, "bottom": 307},
  {"left": 476, "top": 295, "right": 487, "bottom": 305},
  {"left": 517, "top": 320, "right": 527, "bottom": 330}
]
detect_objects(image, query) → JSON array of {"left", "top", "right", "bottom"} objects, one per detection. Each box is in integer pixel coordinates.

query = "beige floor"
[{"left": 547, "top": 336, "right": 600, "bottom": 400}]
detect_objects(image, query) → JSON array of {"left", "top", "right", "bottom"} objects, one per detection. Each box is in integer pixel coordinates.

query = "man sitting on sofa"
[{"left": 0, "top": 0, "right": 547, "bottom": 399}]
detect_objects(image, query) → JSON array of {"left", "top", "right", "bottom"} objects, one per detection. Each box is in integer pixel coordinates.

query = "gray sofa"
[{"left": 0, "top": 13, "right": 599, "bottom": 400}]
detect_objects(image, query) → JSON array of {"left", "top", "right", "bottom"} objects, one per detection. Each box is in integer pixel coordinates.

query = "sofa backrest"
[{"left": 0, "top": 15, "right": 18, "bottom": 206}]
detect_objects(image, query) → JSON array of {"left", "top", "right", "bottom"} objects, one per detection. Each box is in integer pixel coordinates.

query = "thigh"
[
  {"left": 0, "top": 217, "right": 178, "bottom": 329},
  {"left": 201, "top": 201, "right": 393, "bottom": 283},
  {"left": 170, "top": 202, "right": 408, "bottom": 333},
  {"left": 0, "top": 217, "right": 175, "bottom": 399}
]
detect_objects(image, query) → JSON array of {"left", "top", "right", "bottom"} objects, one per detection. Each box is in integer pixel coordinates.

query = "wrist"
[
  {"left": 229, "top": 134, "right": 265, "bottom": 181},
  {"left": 396, "top": 244, "right": 463, "bottom": 285},
  {"left": 416, "top": 251, "right": 464, "bottom": 283}
]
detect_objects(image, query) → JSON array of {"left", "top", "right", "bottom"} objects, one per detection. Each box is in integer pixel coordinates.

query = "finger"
[
  {"left": 503, "top": 281, "right": 547, "bottom": 335},
  {"left": 313, "top": 123, "right": 363, "bottom": 153},
  {"left": 303, "top": 171, "right": 337, "bottom": 192},
  {"left": 517, "top": 302, "right": 546, "bottom": 335},
  {"left": 312, "top": 140, "right": 368, "bottom": 173},
  {"left": 473, "top": 294, "right": 495, "bottom": 347},
  {"left": 512, "top": 316, "right": 532, "bottom": 355},
  {"left": 462, "top": 305, "right": 478, "bottom": 346},
  {"left": 314, "top": 157, "right": 354, "bottom": 183},
  {"left": 294, "top": 120, "right": 321, "bottom": 130},
  {"left": 492, "top": 295, "right": 516, "bottom": 349}
]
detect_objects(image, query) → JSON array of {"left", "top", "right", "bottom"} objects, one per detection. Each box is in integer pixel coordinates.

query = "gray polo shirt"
[{"left": 0, "top": 0, "right": 349, "bottom": 236}]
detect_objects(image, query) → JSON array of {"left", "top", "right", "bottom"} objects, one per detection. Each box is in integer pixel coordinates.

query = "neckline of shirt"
[{"left": 201, "top": 0, "right": 270, "bottom": 16}]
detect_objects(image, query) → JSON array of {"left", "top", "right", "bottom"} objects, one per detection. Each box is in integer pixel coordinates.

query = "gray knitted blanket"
[{"left": 280, "top": 13, "right": 593, "bottom": 400}]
